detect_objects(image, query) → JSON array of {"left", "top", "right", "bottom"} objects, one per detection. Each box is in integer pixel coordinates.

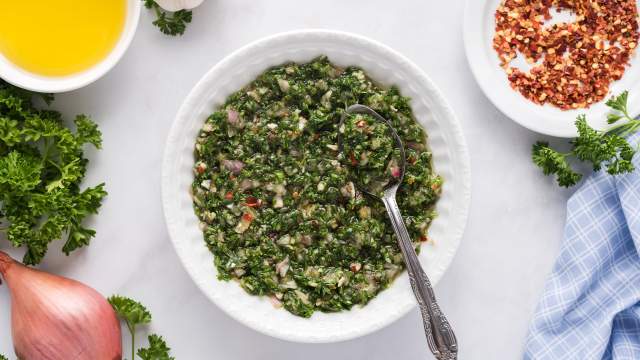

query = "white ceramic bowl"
[
  {"left": 0, "top": 0, "right": 141, "bottom": 93},
  {"left": 464, "top": 0, "right": 640, "bottom": 138},
  {"left": 162, "top": 30, "right": 471, "bottom": 343}
]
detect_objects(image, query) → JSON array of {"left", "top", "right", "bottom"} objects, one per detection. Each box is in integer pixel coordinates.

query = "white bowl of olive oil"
[{"left": 0, "top": 0, "right": 141, "bottom": 93}]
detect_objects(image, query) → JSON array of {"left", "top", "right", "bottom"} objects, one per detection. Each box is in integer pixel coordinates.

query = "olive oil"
[{"left": 0, "top": 0, "right": 127, "bottom": 77}]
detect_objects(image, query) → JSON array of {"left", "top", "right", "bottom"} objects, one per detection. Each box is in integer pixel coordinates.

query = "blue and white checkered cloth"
[{"left": 524, "top": 135, "right": 640, "bottom": 359}]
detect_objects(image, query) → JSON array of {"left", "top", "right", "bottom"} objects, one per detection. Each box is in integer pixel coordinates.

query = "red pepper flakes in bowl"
[{"left": 493, "top": 0, "right": 639, "bottom": 110}]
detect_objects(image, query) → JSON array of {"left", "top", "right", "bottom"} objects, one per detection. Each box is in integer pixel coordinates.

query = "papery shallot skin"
[{"left": 0, "top": 252, "right": 122, "bottom": 360}]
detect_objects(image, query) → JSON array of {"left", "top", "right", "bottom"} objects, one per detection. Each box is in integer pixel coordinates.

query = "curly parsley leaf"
[
  {"left": 532, "top": 91, "right": 638, "bottom": 187},
  {"left": 108, "top": 295, "right": 153, "bottom": 330},
  {"left": 571, "top": 115, "right": 634, "bottom": 172},
  {"left": 0, "top": 151, "right": 43, "bottom": 192},
  {"left": 143, "top": 0, "right": 193, "bottom": 36},
  {"left": 74, "top": 115, "right": 102, "bottom": 148},
  {"left": 532, "top": 142, "right": 582, "bottom": 187},
  {"left": 605, "top": 90, "right": 629, "bottom": 115},
  {"left": 0, "top": 80, "right": 107, "bottom": 265},
  {"left": 137, "top": 334, "right": 175, "bottom": 360}
]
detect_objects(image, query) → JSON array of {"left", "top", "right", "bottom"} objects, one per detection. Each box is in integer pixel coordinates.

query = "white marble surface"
[{"left": 0, "top": 0, "right": 575, "bottom": 358}]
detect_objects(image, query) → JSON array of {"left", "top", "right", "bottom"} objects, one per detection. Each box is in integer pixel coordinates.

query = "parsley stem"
[
  {"left": 606, "top": 120, "right": 640, "bottom": 138},
  {"left": 127, "top": 323, "right": 136, "bottom": 360},
  {"left": 41, "top": 138, "right": 52, "bottom": 166}
]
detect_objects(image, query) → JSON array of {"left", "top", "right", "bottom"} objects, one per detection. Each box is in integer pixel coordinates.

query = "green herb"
[
  {"left": 0, "top": 80, "right": 107, "bottom": 265},
  {"left": 108, "top": 295, "right": 151, "bottom": 360},
  {"left": 0, "top": 354, "right": 8, "bottom": 360},
  {"left": 109, "top": 295, "right": 174, "bottom": 360},
  {"left": 192, "top": 56, "right": 441, "bottom": 317},
  {"left": 532, "top": 91, "right": 638, "bottom": 187},
  {"left": 143, "top": 0, "right": 192, "bottom": 36},
  {"left": 341, "top": 113, "right": 402, "bottom": 196},
  {"left": 137, "top": 335, "right": 174, "bottom": 360}
]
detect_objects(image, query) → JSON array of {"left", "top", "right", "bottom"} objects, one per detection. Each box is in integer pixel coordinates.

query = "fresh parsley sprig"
[
  {"left": 532, "top": 91, "right": 638, "bottom": 187},
  {"left": 143, "top": 0, "right": 193, "bottom": 36},
  {"left": 138, "top": 334, "right": 175, "bottom": 360},
  {"left": 0, "top": 80, "right": 107, "bottom": 265},
  {"left": 0, "top": 354, "right": 8, "bottom": 360},
  {"left": 108, "top": 295, "right": 175, "bottom": 360}
]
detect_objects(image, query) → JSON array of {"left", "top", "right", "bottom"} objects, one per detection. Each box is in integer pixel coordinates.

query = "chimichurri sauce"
[
  {"left": 192, "top": 56, "right": 442, "bottom": 317},
  {"left": 340, "top": 113, "right": 403, "bottom": 197}
]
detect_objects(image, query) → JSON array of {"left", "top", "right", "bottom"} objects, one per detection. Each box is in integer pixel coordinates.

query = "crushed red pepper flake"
[
  {"left": 244, "top": 196, "right": 261, "bottom": 208},
  {"left": 493, "top": 0, "right": 639, "bottom": 110}
]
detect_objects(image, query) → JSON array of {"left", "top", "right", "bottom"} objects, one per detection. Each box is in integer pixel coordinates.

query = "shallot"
[{"left": 0, "top": 251, "right": 122, "bottom": 360}]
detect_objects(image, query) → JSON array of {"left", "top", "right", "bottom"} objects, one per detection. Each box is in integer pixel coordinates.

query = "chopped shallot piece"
[
  {"left": 275, "top": 256, "right": 290, "bottom": 277},
  {"left": 222, "top": 159, "right": 245, "bottom": 175},
  {"left": 227, "top": 109, "right": 240, "bottom": 127},
  {"left": 234, "top": 212, "right": 253, "bottom": 233},
  {"left": 391, "top": 166, "right": 401, "bottom": 178},
  {"left": 273, "top": 195, "right": 284, "bottom": 208},
  {"left": 269, "top": 296, "right": 283, "bottom": 308},
  {"left": 239, "top": 179, "right": 258, "bottom": 191},
  {"left": 340, "top": 181, "right": 356, "bottom": 198},
  {"left": 277, "top": 79, "right": 290, "bottom": 93}
]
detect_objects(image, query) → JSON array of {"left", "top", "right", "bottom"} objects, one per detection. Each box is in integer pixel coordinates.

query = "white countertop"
[{"left": 0, "top": 0, "right": 575, "bottom": 358}]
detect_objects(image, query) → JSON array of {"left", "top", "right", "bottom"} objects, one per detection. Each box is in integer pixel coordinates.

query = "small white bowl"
[
  {"left": 0, "top": 0, "right": 141, "bottom": 93},
  {"left": 464, "top": 0, "right": 640, "bottom": 138},
  {"left": 162, "top": 30, "right": 471, "bottom": 343}
]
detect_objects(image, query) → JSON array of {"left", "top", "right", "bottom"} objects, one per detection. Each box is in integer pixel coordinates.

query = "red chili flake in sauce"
[
  {"left": 195, "top": 162, "right": 207, "bottom": 174},
  {"left": 493, "top": 0, "right": 639, "bottom": 110},
  {"left": 242, "top": 213, "right": 254, "bottom": 222},
  {"left": 245, "top": 196, "right": 261, "bottom": 208},
  {"left": 349, "top": 152, "right": 358, "bottom": 166}
]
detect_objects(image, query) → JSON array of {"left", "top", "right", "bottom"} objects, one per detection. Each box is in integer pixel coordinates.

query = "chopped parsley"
[
  {"left": 192, "top": 56, "right": 442, "bottom": 317},
  {"left": 341, "top": 113, "right": 403, "bottom": 196}
]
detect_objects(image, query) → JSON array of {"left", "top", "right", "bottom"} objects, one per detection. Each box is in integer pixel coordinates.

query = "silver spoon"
[{"left": 338, "top": 104, "right": 458, "bottom": 360}]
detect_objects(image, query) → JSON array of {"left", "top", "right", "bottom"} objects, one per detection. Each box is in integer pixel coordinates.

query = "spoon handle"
[{"left": 382, "top": 194, "right": 458, "bottom": 360}]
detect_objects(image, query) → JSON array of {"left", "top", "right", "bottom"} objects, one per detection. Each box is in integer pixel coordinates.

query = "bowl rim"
[
  {"left": 0, "top": 0, "right": 141, "bottom": 93},
  {"left": 162, "top": 29, "right": 471, "bottom": 343}
]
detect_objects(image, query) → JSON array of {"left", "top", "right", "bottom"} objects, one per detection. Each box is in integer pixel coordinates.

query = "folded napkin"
[{"left": 524, "top": 136, "right": 640, "bottom": 359}]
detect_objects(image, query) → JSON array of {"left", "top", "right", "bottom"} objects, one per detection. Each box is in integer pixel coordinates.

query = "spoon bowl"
[{"left": 338, "top": 104, "right": 407, "bottom": 197}]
